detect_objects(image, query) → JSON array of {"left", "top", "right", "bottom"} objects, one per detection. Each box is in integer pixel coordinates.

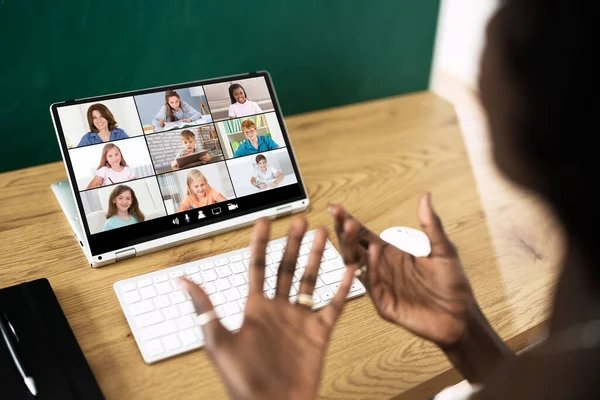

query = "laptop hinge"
[
  {"left": 115, "top": 248, "right": 137, "bottom": 261},
  {"left": 276, "top": 205, "right": 293, "bottom": 219}
]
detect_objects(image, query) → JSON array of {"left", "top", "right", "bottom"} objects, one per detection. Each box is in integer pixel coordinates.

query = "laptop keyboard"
[{"left": 113, "top": 230, "right": 367, "bottom": 364}]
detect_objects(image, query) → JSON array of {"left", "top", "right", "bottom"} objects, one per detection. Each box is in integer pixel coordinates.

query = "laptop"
[
  {"left": 50, "top": 71, "right": 309, "bottom": 267},
  {"left": 175, "top": 150, "right": 208, "bottom": 169}
]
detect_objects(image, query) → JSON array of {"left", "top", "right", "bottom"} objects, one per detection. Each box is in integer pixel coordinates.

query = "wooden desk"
[{"left": 0, "top": 92, "right": 562, "bottom": 399}]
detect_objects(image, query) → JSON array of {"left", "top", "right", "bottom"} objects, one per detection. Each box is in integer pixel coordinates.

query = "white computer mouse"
[{"left": 379, "top": 226, "right": 432, "bottom": 257}]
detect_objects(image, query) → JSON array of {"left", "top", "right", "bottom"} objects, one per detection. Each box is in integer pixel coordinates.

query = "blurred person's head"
[{"left": 479, "top": 1, "right": 595, "bottom": 267}]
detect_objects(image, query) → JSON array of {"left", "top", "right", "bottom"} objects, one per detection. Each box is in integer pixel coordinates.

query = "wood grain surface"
[{"left": 0, "top": 92, "right": 562, "bottom": 399}]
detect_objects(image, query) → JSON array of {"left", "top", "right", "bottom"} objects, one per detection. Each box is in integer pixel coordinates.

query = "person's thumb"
[{"left": 417, "top": 193, "right": 456, "bottom": 256}]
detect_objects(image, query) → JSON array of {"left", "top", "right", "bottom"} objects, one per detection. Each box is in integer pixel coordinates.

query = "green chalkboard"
[{"left": 0, "top": 0, "right": 440, "bottom": 173}]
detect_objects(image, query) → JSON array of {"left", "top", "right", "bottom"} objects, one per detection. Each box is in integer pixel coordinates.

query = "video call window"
[
  {"left": 204, "top": 77, "right": 275, "bottom": 122},
  {"left": 57, "top": 98, "right": 144, "bottom": 149},
  {"left": 215, "top": 112, "right": 284, "bottom": 159},
  {"left": 146, "top": 125, "right": 225, "bottom": 175},
  {"left": 226, "top": 148, "right": 299, "bottom": 198},
  {"left": 157, "top": 163, "right": 236, "bottom": 215},
  {"left": 134, "top": 86, "right": 212, "bottom": 134},
  {"left": 80, "top": 177, "right": 167, "bottom": 234},
  {"left": 68, "top": 137, "right": 154, "bottom": 192}
]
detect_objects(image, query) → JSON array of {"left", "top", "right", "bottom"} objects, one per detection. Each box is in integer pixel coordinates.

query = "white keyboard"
[{"left": 113, "top": 230, "right": 366, "bottom": 364}]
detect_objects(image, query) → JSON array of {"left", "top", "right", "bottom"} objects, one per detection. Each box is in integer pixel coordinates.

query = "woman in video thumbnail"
[{"left": 78, "top": 103, "right": 129, "bottom": 146}]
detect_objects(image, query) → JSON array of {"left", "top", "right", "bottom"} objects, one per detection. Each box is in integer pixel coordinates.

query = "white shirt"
[
  {"left": 228, "top": 100, "right": 263, "bottom": 118},
  {"left": 95, "top": 166, "right": 135, "bottom": 186},
  {"left": 255, "top": 164, "right": 280, "bottom": 184}
]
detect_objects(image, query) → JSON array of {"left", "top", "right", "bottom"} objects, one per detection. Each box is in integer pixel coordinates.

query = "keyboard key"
[
  {"left": 153, "top": 274, "right": 168, "bottom": 284},
  {"left": 141, "top": 320, "right": 177, "bottom": 341},
  {"left": 264, "top": 266, "right": 274, "bottom": 278},
  {"left": 163, "top": 306, "right": 180, "bottom": 320},
  {"left": 209, "top": 292, "right": 227, "bottom": 306},
  {"left": 123, "top": 291, "right": 141, "bottom": 304},
  {"left": 294, "top": 268, "right": 305, "bottom": 280},
  {"left": 350, "top": 279, "right": 363, "bottom": 293},
  {"left": 230, "top": 262, "right": 245, "bottom": 274},
  {"left": 214, "top": 258, "right": 229, "bottom": 267},
  {"left": 266, "top": 276, "right": 277, "bottom": 290},
  {"left": 215, "top": 278, "right": 231, "bottom": 291},
  {"left": 297, "top": 255, "right": 309, "bottom": 268},
  {"left": 243, "top": 259, "right": 251, "bottom": 269},
  {"left": 192, "top": 326, "right": 204, "bottom": 341},
  {"left": 200, "top": 262, "right": 215, "bottom": 271},
  {"left": 212, "top": 305, "right": 227, "bottom": 319},
  {"left": 179, "top": 301, "right": 196, "bottom": 315},
  {"left": 270, "top": 251, "right": 284, "bottom": 263},
  {"left": 238, "top": 285, "right": 249, "bottom": 298},
  {"left": 224, "top": 302, "right": 241, "bottom": 316},
  {"left": 229, "top": 275, "right": 245, "bottom": 287},
  {"left": 130, "top": 300, "right": 154, "bottom": 316},
  {"left": 224, "top": 288, "right": 241, "bottom": 302},
  {"left": 229, "top": 255, "right": 243, "bottom": 263},
  {"left": 145, "top": 339, "right": 163, "bottom": 356},
  {"left": 201, "top": 282, "right": 217, "bottom": 295},
  {"left": 216, "top": 266, "right": 232, "bottom": 278},
  {"left": 185, "top": 266, "right": 199, "bottom": 275},
  {"left": 138, "top": 278, "right": 152, "bottom": 288},
  {"left": 299, "top": 245, "right": 311, "bottom": 256},
  {"left": 323, "top": 249, "right": 338, "bottom": 260},
  {"left": 315, "top": 277, "right": 325, "bottom": 289},
  {"left": 179, "top": 329, "right": 197, "bottom": 346},
  {"left": 301, "top": 235, "right": 313, "bottom": 244},
  {"left": 321, "top": 269, "right": 346, "bottom": 285},
  {"left": 201, "top": 270, "right": 217, "bottom": 282},
  {"left": 140, "top": 286, "right": 157, "bottom": 300},
  {"left": 169, "top": 291, "right": 186, "bottom": 304},
  {"left": 270, "top": 243, "right": 284, "bottom": 251},
  {"left": 162, "top": 334, "right": 181, "bottom": 351},
  {"left": 315, "top": 287, "right": 335, "bottom": 301},
  {"left": 135, "top": 311, "right": 163, "bottom": 328},
  {"left": 156, "top": 282, "right": 172, "bottom": 295},
  {"left": 289, "top": 285, "right": 298, "bottom": 296},
  {"left": 221, "top": 314, "right": 244, "bottom": 331},
  {"left": 238, "top": 298, "right": 247, "bottom": 310},
  {"left": 321, "top": 259, "right": 345, "bottom": 273},
  {"left": 189, "top": 273, "right": 203, "bottom": 284},
  {"left": 176, "top": 315, "right": 195, "bottom": 330},
  {"left": 242, "top": 251, "right": 251, "bottom": 259},
  {"left": 153, "top": 295, "right": 170, "bottom": 309},
  {"left": 169, "top": 270, "right": 184, "bottom": 279},
  {"left": 121, "top": 283, "right": 137, "bottom": 292}
]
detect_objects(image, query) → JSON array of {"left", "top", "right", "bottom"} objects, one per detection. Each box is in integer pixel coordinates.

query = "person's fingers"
[
  {"left": 320, "top": 267, "right": 354, "bottom": 330},
  {"left": 275, "top": 217, "right": 307, "bottom": 299},
  {"left": 297, "top": 227, "right": 326, "bottom": 301},
  {"left": 417, "top": 193, "right": 457, "bottom": 257},
  {"left": 354, "top": 240, "right": 382, "bottom": 289},
  {"left": 177, "top": 278, "right": 231, "bottom": 348},
  {"left": 248, "top": 218, "right": 271, "bottom": 294},
  {"left": 327, "top": 204, "right": 380, "bottom": 250}
]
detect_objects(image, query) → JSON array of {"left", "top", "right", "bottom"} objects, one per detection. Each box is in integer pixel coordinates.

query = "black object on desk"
[{"left": 0, "top": 278, "right": 104, "bottom": 399}]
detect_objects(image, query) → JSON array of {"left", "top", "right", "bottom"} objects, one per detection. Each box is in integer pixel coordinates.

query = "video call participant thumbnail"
[
  {"left": 176, "top": 169, "right": 227, "bottom": 212},
  {"left": 251, "top": 154, "right": 283, "bottom": 189},
  {"left": 233, "top": 120, "right": 279, "bottom": 158},
  {"left": 103, "top": 185, "right": 145, "bottom": 231},
  {"left": 153, "top": 90, "right": 203, "bottom": 131},
  {"left": 78, "top": 103, "right": 129, "bottom": 147},
  {"left": 86, "top": 143, "right": 136, "bottom": 189},
  {"left": 228, "top": 83, "right": 263, "bottom": 118}
]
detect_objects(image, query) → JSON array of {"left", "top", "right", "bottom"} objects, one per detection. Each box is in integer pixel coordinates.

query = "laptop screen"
[{"left": 51, "top": 72, "right": 307, "bottom": 256}]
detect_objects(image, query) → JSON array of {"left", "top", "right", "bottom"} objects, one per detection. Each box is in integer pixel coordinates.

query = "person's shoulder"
[
  {"left": 112, "top": 128, "right": 128, "bottom": 138},
  {"left": 103, "top": 216, "right": 117, "bottom": 230}
]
